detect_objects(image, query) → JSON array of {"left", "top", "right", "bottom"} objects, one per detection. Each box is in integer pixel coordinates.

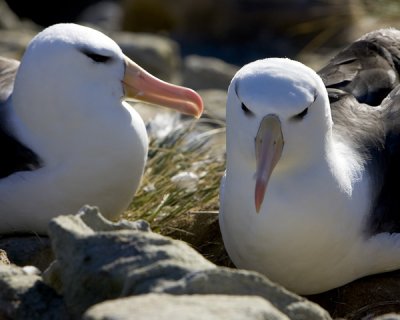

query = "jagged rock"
[
  {"left": 45, "top": 205, "right": 215, "bottom": 316},
  {"left": 0, "top": 264, "right": 68, "bottom": 320},
  {"left": 157, "top": 268, "right": 331, "bottom": 320},
  {"left": 0, "top": 235, "right": 53, "bottom": 271},
  {"left": 112, "top": 31, "right": 181, "bottom": 82},
  {"left": 83, "top": 293, "right": 289, "bottom": 320},
  {"left": 44, "top": 206, "right": 330, "bottom": 319},
  {"left": 183, "top": 55, "right": 239, "bottom": 90},
  {"left": 0, "top": 249, "right": 10, "bottom": 265}
]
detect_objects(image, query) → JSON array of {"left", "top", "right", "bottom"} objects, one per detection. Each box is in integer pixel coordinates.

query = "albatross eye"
[
  {"left": 291, "top": 92, "right": 316, "bottom": 121},
  {"left": 241, "top": 103, "right": 253, "bottom": 116},
  {"left": 83, "top": 51, "right": 112, "bottom": 63},
  {"left": 292, "top": 107, "right": 308, "bottom": 120}
]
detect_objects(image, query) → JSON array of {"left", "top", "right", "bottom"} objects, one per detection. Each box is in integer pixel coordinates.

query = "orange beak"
[
  {"left": 122, "top": 56, "right": 203, "bottom": 118},
  {"left": 255, "top": 115, "right": 284, "bottom": 213}
]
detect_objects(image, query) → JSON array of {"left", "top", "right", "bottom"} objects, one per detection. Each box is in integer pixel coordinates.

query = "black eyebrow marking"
[
  {"left": 80, "top": 49, "right": 112, "bottom": 63},
  {"left": 291, "top": 92, "right": 317, "bottom": 121},
  {"left": 292, "top": 107, "right": 309, "bottom": 120},
  {"left": 241, "top": 102, "right": 254, "bottom": 116}
]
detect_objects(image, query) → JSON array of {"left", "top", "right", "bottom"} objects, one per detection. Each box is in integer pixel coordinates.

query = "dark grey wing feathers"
[
  {"left": 319, "top": 29, "right": 400, "bottom": 235},
  {"left": 0, "top": 56, "right": 42, "bottom": 179},
  {"left": 319, "top": 38, "right": 400, "bottom": 106}
]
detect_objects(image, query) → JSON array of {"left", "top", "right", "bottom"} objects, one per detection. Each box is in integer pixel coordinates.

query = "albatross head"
[
  {"left": 226, "top": 58, "right": 332, "bottom": 212},
  {"left": 14, "top": 23, "right": 203, "bottom": 118},
  {"left": 11, "top": 24, "right": 203, "bottom": 155}
]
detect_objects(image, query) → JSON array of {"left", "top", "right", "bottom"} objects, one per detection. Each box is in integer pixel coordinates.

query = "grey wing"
[
  {"left": 318, "top": 29, "right": 400, "bottom": 235},
  {"left": 318, "top": 29, "right": 400, "bottom": 107},
  {"left": 0, "top": 56, "right": 42, "bottom": 179}
]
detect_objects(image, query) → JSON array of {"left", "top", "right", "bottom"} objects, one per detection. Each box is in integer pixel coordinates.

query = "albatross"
[
  {"left": 219, "top": 28, "right": 400, "bottom": 294},
  {"left": 0, "top": 23, "right": 203, "bottom": 234}
]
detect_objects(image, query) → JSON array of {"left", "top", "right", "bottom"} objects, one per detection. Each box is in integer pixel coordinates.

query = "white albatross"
[
  {"left": 0, "top": 23, "right": 203, "bottom": 234},
  {"left": 219, "top": 28, "right": 400, "bottom": 294}
]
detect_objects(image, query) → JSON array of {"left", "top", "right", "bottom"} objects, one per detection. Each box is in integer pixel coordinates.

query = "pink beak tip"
[
  {"left": 191, "top": 91, "right": 204, "bottom": 118},
  {"left": 255, "top": 175, "right": 270, "bottom": 214}
]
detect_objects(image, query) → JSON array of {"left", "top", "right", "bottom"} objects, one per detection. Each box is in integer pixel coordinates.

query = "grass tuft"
[{"left": 123, "top": 116, "right": 226, "bottom": 233}]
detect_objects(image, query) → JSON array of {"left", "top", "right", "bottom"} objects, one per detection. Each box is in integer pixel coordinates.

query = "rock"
[
  {"left": 45, "top": 205, "right": 215, "bottom": 316},
  {"left": 44, "top": 206, "right": 330, "bottom": 319},
  {"left": 0, "top": 235, "right": 53, "bottom": 271},
  {"left": 0, "top": 264, "right": 68, "bottom": 320},
  {"left": 83, "top": 293, "right": 289, "bottom": 320},
  {"left": 183, "top": 55, "right": 239, "bottom": 90},
  {"left": 112, "top": 31, "right": 181, "bottom": 82},
  {"left": 158, "top": 268, "right": 331, "bottom": 320},
  {"left": 0, "top": 249, "right": 10, "bottom": 265}
]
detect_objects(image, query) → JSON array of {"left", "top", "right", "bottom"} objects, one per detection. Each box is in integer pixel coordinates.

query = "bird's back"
[{"left": 318, "top": 29, "right": 400, "bottom": 235}]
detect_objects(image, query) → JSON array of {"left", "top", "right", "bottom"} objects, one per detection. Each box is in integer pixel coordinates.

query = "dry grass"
[
  {"left": 121, "top": 115, "right": 230, "bottom": 266},
  {"left": 122, "top": 116, "right": 226, "bottom": 234}
]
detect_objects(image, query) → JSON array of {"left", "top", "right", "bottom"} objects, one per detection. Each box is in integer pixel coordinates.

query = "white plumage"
[
  {"left": 0, "top": 23, "right": 203, "bottom": 234},
  {"left": 219, "top": 56, "right": 400, "bottom": 294}
]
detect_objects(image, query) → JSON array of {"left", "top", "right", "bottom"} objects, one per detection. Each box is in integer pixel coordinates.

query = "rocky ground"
[{"left": 3, "top": 0, "right": 400, "bottom": 319}]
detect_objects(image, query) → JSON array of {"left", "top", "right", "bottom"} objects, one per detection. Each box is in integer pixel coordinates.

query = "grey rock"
[
  {"left": 45, "top": 206, "right": 215, "bottom": 316},
  {"left": 0, "top": 264, "right": 68, "bottom": 320},
  {"left": 78, "top": 205, "right": 150, "bottom": 232},
  {"left": 158, "top": 268, "right": 331, "bottom": 320},
  {"left": 0, "top": 235, "right": 53, "bottom": 271},
  {"left": 112, "top": 31, "right": 181, "bottom": 82},
  {"left": 183, "top": 55, "right": 239, "bottom": 90},
  {"left": 83, "top": 293, "right": 289, "bottom": 320},
  {"left": 0, "top": 249, "right": 9, "bottom": 265},
  {"left": 44, "top": 206, "right": 330, "bottom": 319}
]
